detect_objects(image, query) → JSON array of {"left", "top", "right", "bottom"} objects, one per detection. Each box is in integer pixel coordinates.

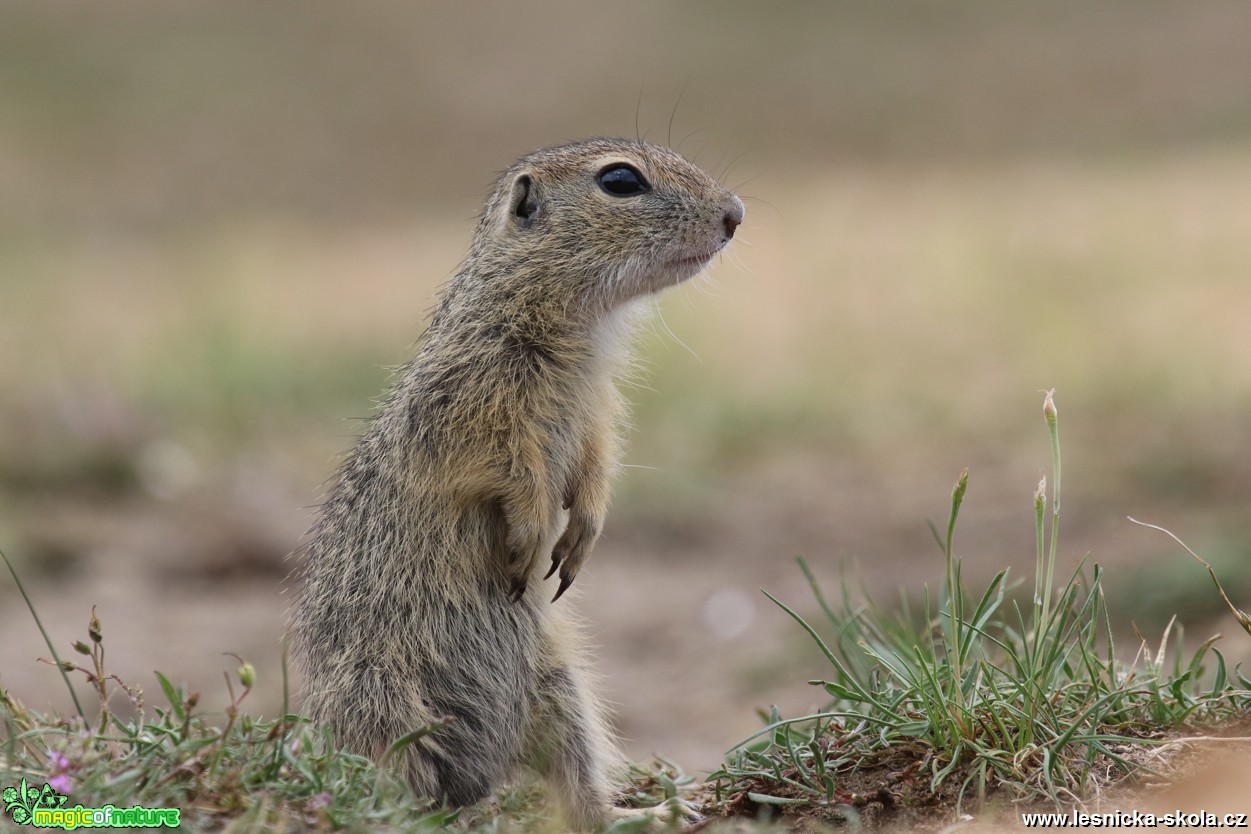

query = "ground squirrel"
[{"left": 291, "top": 137, "right": 743, "bottom": 828}]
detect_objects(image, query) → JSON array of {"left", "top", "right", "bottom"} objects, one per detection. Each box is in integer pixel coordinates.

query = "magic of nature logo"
[{"left": 3, "top": 778, "right": 180, "bottom": 829}]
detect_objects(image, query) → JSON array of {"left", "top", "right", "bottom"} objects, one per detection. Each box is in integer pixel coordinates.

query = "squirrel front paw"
[{"left": 547, "top": 510, "right": 601, "bottom": 602}]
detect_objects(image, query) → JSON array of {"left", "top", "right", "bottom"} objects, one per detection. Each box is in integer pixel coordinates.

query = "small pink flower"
[
  {"left": 46, "top": 749, "right": 74, "bottom": 795},
  {"left": 306, "top": 792, "right": 332, "bottom": 811}
]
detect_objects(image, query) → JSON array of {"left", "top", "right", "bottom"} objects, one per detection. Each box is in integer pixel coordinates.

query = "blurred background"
[{"left": 3, "top": 1, "right": 1250, "bottom": 772}]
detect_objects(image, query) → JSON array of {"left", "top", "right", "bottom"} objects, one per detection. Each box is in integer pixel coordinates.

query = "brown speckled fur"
[{"left": 290, "top": 138, "right": 743, "bottom": 829}]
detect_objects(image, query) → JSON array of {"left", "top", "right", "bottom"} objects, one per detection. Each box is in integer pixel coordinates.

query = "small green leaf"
[
  {"left": 154, "top": 671, "right": 185, "bottom": 721},
  {"left": 384, "top": 719, "right": 452, "bottom": 761}
]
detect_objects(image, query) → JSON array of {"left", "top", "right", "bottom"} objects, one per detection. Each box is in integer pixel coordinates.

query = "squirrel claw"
[
  {"left": 551, "top": 575, "right": 573, "bottom": 602},
  {"left": 543, "top": 551, "right": 562, "bottom": 580},
  {"left": 509, "top": 578, "right": 527, "bottom": 603}
]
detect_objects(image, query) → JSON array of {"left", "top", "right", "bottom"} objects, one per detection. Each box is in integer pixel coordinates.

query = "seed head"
[{"left": 238, "top": 662, "right": 255, "bottom": 690}]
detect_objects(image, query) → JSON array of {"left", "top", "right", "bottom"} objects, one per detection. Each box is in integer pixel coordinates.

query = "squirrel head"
[{"left": 471, "top": 137, "right": 744, "bottom": 314}]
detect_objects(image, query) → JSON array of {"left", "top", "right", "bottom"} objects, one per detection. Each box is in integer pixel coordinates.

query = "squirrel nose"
[{"left": 722, "top": 196, "right": 745, "bottom": 240}]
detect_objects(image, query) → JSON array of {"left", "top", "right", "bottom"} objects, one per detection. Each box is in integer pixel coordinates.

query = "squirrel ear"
[{"left": 509, "top": 174, "right": 540, "bottom": 227}]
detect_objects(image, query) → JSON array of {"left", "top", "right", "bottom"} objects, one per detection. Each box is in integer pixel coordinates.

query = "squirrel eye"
[{"left": 597, "top": 164, "right": 650, "bottom": 197}]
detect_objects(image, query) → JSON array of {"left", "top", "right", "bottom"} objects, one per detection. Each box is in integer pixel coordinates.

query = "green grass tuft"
[
  {"left": 708, "top": 392, "right": 1251, "bottom": 825},
  {"left": 0, "top": 601, "right": 692, "bottom": 833},
  {"left": 0, "top": 607, "right": 454, "bottom": 832}
]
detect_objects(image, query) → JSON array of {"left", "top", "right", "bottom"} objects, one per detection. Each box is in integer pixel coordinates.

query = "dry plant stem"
[
  {"left": 0, "top": 544, "right": 85, "bottom": 722},
  {"left": 1144, "top": 735, "right": 1251, "bottom": 762},
  {"left": 87, "top": 607, "right": 110, "bottom": 734},
  {"left": 1126, "top": 517, "right": 1251, "bottom": 636}
]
